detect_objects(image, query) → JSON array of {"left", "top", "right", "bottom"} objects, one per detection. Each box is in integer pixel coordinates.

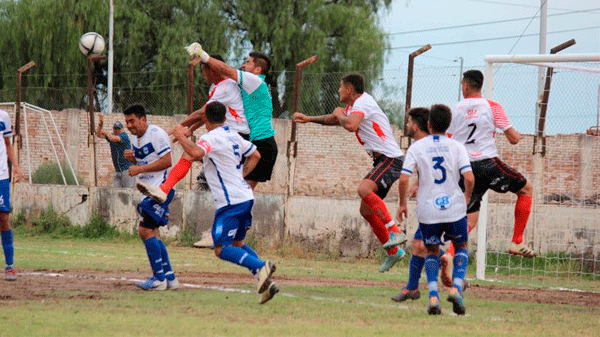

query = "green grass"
[{"left": 1, "top": 236, "right": 599, "bottom": 337}]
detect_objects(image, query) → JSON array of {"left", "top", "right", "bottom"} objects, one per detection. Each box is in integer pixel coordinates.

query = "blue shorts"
[
  {"left": 137, "top": 189, "right": 175, "bottom": 229},
  {"left": 413, "top": 227, "right": 424, "bottom": 241},
  {"left": 212, "top": 200, "right": 254, "bottom": 247},
  {"left": 0, "top": 179, "right": 10, "bottom": 212},
  {"left": 419, "top": 216, "right": 468, "bottom": 247}
]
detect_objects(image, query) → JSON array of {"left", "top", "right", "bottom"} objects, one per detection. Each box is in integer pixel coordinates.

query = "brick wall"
[{"left": 1, "top": 104, "right": 599, "bottom": 202}]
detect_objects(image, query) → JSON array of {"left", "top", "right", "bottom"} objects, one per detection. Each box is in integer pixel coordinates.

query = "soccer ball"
[{"left": 79, "top": 32, "right": 105, "bottom": 56}]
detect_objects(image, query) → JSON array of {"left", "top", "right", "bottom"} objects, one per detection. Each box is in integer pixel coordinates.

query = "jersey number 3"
[{"left": 432, "top": 156, "right": 447, "bottom": 184}]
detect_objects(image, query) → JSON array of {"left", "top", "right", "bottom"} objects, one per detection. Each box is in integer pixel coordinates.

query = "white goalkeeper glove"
[{"left": 184, "top": 42, "right": 210, "bottom": 63}]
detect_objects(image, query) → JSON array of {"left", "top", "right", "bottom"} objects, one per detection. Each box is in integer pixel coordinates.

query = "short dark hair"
[
  {"left": 408, "top": 107, "right": 429, "bottom": 133},
  {"left": 463, "top": 69, "right": 483, "bottom": 91},
  {"left": 341, "top": 73, "right": 365, "bottom": 94},
  {"left": 429, "top": 104, "right": 452, "bottom": 133},
  {"left": 249, "top": 51, "right": 270, "bottom": 74},
  {"left": 205, "top": 101, "right": 226, "bottom": 123},
  {"left": 123, "top": 103, "right": 146, "bottom": 118}
]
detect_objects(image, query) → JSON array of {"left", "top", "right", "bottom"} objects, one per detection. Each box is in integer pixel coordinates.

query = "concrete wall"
[{"left": 11, "top": 184, "right": 599, "bottom": 257}]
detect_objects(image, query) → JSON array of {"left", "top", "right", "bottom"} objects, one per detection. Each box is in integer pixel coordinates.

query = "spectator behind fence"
[{"left": 96, "top": 114, "right": 135, "bottom": 188}]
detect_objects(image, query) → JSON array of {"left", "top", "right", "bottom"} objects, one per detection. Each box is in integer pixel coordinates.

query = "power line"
[
  {"left": 468, "top": 0, "right": 600, "bottom": 13},
  {"left": 504, "top": 0, "right": 545, "bottom": 55},
  {"left": 387, "top": 25, "right": 600, "bottom": 50},
  {"left": 385, "top": 7, "right": 600, "bottom": 36}
]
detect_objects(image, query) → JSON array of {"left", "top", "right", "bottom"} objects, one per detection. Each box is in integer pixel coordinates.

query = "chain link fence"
[{"left": 2, "top": 61, "right": 599, "bottom": 285}]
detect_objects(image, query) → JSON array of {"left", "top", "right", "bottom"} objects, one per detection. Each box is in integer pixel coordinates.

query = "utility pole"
[
  {"left": 107, "top": 0, "right": 114, "bottom": 113},
  {"left": 457, "top": 56, "right": 464, "bottom": 101}
]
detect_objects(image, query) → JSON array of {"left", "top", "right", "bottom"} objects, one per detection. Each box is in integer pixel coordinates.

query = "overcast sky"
[
  {"left": 377, "top": 0, "right": 600, "bottom": 134},
  {"left": 380, "top": 0, "right": 600, "bottom": 69}
]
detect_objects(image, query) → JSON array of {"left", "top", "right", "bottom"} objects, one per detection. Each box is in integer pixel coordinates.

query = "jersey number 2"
[
  {"left": 232, "top": 144, "right": 243, "bottom": 169},
  {"left": 465, "top": 123, "right": 477, "bottom": 144},
  {"left": 432, "top": 156, "right": 447, "bottom": 184}
]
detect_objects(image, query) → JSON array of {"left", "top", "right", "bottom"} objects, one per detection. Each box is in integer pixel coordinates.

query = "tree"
[
  {"left": 220, "top": 0, "right": 392, "bottom": 117},
  {"left": 0, "top": 0, "right": 231, "bottom": 114}
]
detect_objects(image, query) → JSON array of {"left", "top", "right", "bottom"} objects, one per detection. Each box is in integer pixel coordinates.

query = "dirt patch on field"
[{"left": 0, "top": 269, "right": 598, "bottom": 309}]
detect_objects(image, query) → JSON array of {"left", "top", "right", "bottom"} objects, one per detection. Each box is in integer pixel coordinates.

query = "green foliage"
[
  {"left": 30, "top": 205, "right": 72, "bottom": 234},
  {"left": 0, "top": 0, "right": 230, "bottom": 114},
  {"left": 0, "top": 0, "right": 390, "bottom": 117},
  {"left": 81, "top": 213, "right": 119, "bottom": 239},
  {"left": 10, "top": 209, "right": 27, "bottom": 229},
  {"left": 222, "top": 0, "right": 391, "bottom": 116},
  {"left": 31, "top": 161, "right": 83, "bottom": 185}
]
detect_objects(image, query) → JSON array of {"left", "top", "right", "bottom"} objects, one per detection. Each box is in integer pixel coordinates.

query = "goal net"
[{"left": 476, "top": 53, "right": 600, "bottom": 290}]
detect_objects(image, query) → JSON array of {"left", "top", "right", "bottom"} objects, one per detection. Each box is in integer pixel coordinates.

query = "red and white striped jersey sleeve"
[{"left": 488, "top": 99, "right": 511, "bottom": 131}]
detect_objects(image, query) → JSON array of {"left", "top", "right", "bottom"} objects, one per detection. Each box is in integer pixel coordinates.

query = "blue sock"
[
  {"left": 240, "top": 245, "right": 260, "bottom": 275},
  {"left": 143, "top": 237, "right": 165, "bottom": 281},
  {"left": 241, "top": 244, "right": 259, "bottom": 258},
  {"left": 158, "top": 240, "right": 175, "bottom": 281},
  {"left": 218, "top": 245, "right": 265, "bottom": 274},
  {"left": 1, "top": 229, "right": 14, "bottom": 267},
  {"left": 406, "top": 255, "right": 424, "bottom": 290},
  {"left": 424, "top": 254, "right": 440, "bottom": 299},
  {"left": 453, "top": 247, "right": 469, "bottom": 293}
]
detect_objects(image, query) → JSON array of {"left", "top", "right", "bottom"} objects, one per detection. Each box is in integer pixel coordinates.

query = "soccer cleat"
[
  {"left": 136, "top": 276, "right": 167, "bottom": 291},
  {"left": 257, "top": 261, "right": 276, "bottom": 293},
  {"left": 136, "top": 181, "right": 168, "bottom": 204},
  {"left": 508, "top": 241, "right": 536, "bottom": 258},
  {"left": 259, "top": 280, "right": 279, "bottom": 304},
  {"left": 427, "top": 296, "right": 442, "bottom": 315},
  {"left": 378, "top": 248, "right": 406, "bottom": 273},
  {"left": 439, "top": 253, "right": 453, "bottom": 287},
  {"left": 167, "top": 277, "right": 180, "bottom": 290},
  {"left": 447, "top": 287, "right": 466, "bottom": 315},
  {"left": 4, "top": 267, "right": 17, "bottom": 281},
  {"left": 391, "top": 288, "right": 420, "bottom": 302},
  {"left": 382, "top": 231, "right": 407, "bottom": 249}
]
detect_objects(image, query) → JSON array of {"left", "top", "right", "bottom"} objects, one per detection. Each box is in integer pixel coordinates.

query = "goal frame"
[{"left": 476, "top": 53, "right": 600, "bottom": 280}]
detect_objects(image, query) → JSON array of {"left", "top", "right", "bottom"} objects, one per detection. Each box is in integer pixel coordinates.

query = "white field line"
[{"left": 21, "top": 270, "right": 408, "bottom": 310}]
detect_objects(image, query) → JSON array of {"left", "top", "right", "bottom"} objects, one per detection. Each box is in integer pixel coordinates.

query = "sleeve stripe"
[
  {"left": 401, "top": 168, "right": 413, "bottom": 174},
  {"left": 157, "top": 147, "right": 171, "bottom": 156},
  {"left": 460, "top": 164, "right": 472, "bottom": 173},
  {"left": 242, "top": 144, "right": 256, "bottom": 156}
]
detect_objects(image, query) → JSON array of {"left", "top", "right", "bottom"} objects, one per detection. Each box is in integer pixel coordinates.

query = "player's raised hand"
[
  {"left": 184, "top": 42, "right": 209, "bottom": 63},
  {"left": 292, "top": 112, "right": 310, "bottom": 123}
]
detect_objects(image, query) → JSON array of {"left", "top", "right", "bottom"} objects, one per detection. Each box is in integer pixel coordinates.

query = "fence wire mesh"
[{"left": 2, "top": 61, "right": 599, "bottom": 286}]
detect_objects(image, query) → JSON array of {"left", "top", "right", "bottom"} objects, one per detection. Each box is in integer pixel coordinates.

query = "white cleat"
[{"left": 136, "top": 181, "right": 167, "bottom": 204}]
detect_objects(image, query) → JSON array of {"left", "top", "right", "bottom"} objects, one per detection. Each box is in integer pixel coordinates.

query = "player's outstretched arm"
[
  {"left": 171, "top": 124, "right": 205, "bottom": 161},
  {"left": 243, "top": 149, "right": 261, "bottom": 178},
  {"left": 333, "top": 107, "right": 362, "bottom": 132},
  {"left": 180, "top": 106, "right": 206, "bottom": 128},
  {"left": 292, "top": 112, "right": 338, "bottom": 125},
  {"left": 462, "top": 171, "right": 475, "bottom": 205}
]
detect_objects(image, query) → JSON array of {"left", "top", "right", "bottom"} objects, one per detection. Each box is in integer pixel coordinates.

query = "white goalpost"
[{"left": 476, "top": 53, "right": 600, "bottom": 282}]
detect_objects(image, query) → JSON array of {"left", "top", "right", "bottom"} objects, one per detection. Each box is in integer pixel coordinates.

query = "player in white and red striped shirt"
[
  {"left": 441, "top": 70, "right": 535, "bottom": 285},
  {"left": 293, "top": 73, "right": 406, "bottom": 273}
]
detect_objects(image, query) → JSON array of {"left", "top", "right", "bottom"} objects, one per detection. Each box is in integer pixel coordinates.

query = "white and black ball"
[{"left": 79, "top": 32, "right": 105, "bottom": 56}]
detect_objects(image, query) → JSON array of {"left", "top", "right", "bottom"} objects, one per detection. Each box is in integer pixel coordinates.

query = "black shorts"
[
  {"left": 364, "top": 155, "right": 403, "bottom": 199},
  {"left": 461, "top": 157, "right": 527, "bottom": 213},
  {"left": 245, "top": 136, "right": 278, "bottom": 183}
]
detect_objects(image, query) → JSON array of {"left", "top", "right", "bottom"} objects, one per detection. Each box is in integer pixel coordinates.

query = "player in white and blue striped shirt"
[{"left": 397, "top": 104, "right": 474, "bottom": 315}]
